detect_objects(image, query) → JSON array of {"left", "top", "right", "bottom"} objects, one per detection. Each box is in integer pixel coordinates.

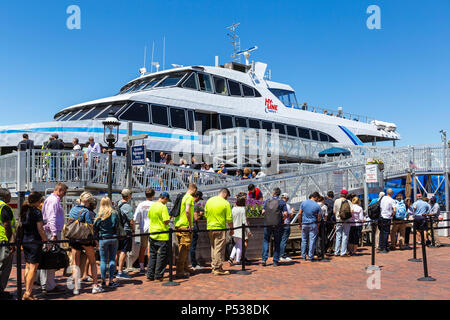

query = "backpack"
[
  {"left": 115, "top": 202, "right": 128, "bottom": 238},
  {"left": 338, "top": 200, "right": 352, "bottom": 220},
  {"left": 169, "top": 193, "right": 185, "bottom": 217},
  {"left": 264, "top": 199, "right": 283, "bottom": 226},
  {"left": 368, "top": 196, "right": 383, "bottom": 220},
  {"left": 395, "top": 201, "right": 407, "bottom": 220}
]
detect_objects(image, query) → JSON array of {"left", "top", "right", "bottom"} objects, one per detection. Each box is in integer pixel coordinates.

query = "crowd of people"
[{"left": 0, "top": 181, "right": 444, "bottom": 300}]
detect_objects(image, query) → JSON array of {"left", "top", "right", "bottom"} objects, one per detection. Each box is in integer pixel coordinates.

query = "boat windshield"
[{"left": 269, "top": 89, "right": 298, "bottom": 108}]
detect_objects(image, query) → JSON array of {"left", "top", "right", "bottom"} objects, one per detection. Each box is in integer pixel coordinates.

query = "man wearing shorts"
[{"left": 116, "top": 189, "right": 135, "bottom": 279}]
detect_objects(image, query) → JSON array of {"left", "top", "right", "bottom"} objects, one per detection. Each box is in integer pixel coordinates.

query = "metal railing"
[{"left": 0, "top": 153, "right": 17, "bottom": 188}]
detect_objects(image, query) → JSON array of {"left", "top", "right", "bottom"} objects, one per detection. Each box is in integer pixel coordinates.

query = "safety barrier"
[{"left": 3, "top": 217, "right": 448, "bottom": 300}]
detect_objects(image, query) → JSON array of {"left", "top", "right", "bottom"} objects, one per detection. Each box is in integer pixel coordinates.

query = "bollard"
[
  {"left": 237, "top": 224, "right": 251, "bottom": 275},
  {"left": 16, "top": 241, "right": 22, "bottom": 301},
  {"left": 366, "top": 221, "right": 378, "bottom": 271},
  {"left": 428, "top": 216, "right": 437, "bottom": 248},
  {"left": 417, "top": 229, "right": 436, "bottom": 281},
  {"left": 409, "top": 220, "right": 422, "bottom": 262},
  {"left": 320, "top": 220, "right": 330, "bottom": 262},
  {"left": 162, "top": 228, "right": 180, "bottom": 287}
]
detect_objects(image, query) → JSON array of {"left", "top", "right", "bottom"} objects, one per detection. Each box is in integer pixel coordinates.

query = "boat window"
[
  {"left": 80, "top": 105, "right": 106, "bottom": 120},
  {"left": 248, "top": 119, "right": 261, "bottom": 129},
  {"left": 213, "top": 77, "right": 228, "bottom": 95},
  {"left": 55, "top": 114, "right": 65, "bottom": 121},
  {"left": 96, "top": 103, "right": 127, "bottom": 119},
  {"left": 234, "top": 117, "right": 247, "bottom": 128},
  {"left": 319, "top": 132, "right": 329, "bottom": 142},
  {"left": 298, "top": 127, "right": 311, "bottom": 140},
  {"left": 286, "top": 125, "right": 297, "bottom": 137},
  {"left": 182, "top": 73, "right": 198, "bottom": 90},
  {"left": 59, "top": 112, "right": 74, "bottom": 121},
  {"left": 187, "top": 110, "right": 195, "bottom": 131},
  {"left": 151, "top": 105, "right": 169, "bottom": 126},
  {"left": 142, "top": 78, "right": 163, "bottom": 90},
  {"left": 219, "top": 115, "right": 233, "bottom": 129},
  {"left": 119, "top": 102, "right": 150, "bottom": 123},
  {"left": 311, "top": 130, "right": 319, "bottom": 141},
  {"left": 156, "top": 73, "right": 186, "bottom": 88},
  {"left": 132, "top": 80, "right": 151, "bottom": 92},
  {"left": 274, "top": 123, "right": 286, "bottom": 135},
  {"left": 269, "top": 89, "right": 298, "bottom": 108},
  {"left": 198, "top": 73, "right": 213, "bottom": 92},
  {"left": 170, "top": 107, "right": 187, "bottom": 129},
  {"left": 122, "top": 83, "right": 138, "bottom": 94},
  {"left": 242, "top": 85, "right": 255, "bottom": 97},
  {"left": 254, "top": 89, "right": 262, "bottom": 98},
  {"left": 261, "top": 121, "right": 273, "bottom": 131},
  {"left": 228, "top": 80, "right": 242, "bottom": 96},
  {"left": 69, "top": 108, "right": 92, "bottom": 121},
  {"left": 328, "top": 135, "right": 338, "bottom": 143}
]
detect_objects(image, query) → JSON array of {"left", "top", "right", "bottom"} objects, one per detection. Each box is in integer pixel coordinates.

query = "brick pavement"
[{"left": 5, "top": 237, "right": 450, "bottom": 300}]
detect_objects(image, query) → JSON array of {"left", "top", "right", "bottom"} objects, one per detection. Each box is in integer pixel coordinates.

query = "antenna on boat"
[
  {"left": 163, "top": 36, "right": 166, "bottom": 71},
  {"left": 236, "top": 46, "right": 258, "bottom": 65},
  {"left": 226, "top": 22, "right": 241, "bottom": 63},
  {"left": 139, "top": 46, "right": 147, "bottom": 76},
  {"left": 150, "top": 41, "right": 155, "bottom": 73},
  {"left": 152, "top": 61, "right": 160, "bottom": 72}
]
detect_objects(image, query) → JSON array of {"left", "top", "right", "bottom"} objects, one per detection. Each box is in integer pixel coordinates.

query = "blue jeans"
[
  {"left": 280, "top": 224, "right": 291, "bottom": 258},
  {"left": 301, "top": 224, "right": 318, "bottom": 259},
  {"left": 334, "top": 222, "right": 351, "bottom": 256},
  {"left": 99, "top": 239, "right": 118, "bottom": 281},
  {"left": 190, "top": 224, "right": 199, "bottom": 267},
  {"left": 262, "top": 225, "right": 283, "bottom": 263}
]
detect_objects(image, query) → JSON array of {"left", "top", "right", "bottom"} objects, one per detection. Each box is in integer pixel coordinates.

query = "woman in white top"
[
  {"left": 229, "top": 193, "right": 251, "bottom": 265},
  {"left": 348, "top": 197, "right": 364, "bottom": 255}
]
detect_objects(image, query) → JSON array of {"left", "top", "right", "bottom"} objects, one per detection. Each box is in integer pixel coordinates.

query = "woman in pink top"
[{"left": 348, "top": 197, "right": 364, "bottom": 255}]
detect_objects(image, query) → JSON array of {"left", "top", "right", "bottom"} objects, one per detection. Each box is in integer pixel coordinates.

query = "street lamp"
[
  {"left": 440, "top": 130, "right": 449, "bottom": 212},
  {"left": 102, "top": 111, "right": 121, "bottom": 200}
]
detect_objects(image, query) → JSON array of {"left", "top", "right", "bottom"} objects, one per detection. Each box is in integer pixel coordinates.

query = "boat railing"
[{"left": 289, "top": 103, "right": 376, "bottom": 124}]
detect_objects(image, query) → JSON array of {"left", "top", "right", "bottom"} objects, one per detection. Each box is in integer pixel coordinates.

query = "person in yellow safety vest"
[{"left": 0, "top": 188, "right": 16, "bottom": 300}]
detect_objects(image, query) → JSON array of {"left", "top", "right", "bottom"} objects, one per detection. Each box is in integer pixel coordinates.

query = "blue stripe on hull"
[{"left": 338, "top": 125, "right": 363, "bottom": 145}]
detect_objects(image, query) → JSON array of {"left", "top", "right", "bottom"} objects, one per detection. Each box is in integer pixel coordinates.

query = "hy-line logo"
[{"left": 265, "top": 99, "right": 278, "bottom": 114}]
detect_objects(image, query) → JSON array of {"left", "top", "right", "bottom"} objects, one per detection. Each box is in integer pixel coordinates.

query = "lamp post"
[
  {"left": 440, "top": 130, "right": 449, "bottom": 212},
  {"left": 103, "top": 111, "right": 121, "bottom": 200}
]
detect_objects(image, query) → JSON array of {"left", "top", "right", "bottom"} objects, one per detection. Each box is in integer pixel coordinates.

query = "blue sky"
[{"left": 1, "top": 0, "right": 449, "bottom": 146}]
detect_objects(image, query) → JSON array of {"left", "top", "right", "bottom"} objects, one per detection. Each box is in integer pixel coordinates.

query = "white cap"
[{"left": 281, "top": 193, "right": 289, "bottom": 199}]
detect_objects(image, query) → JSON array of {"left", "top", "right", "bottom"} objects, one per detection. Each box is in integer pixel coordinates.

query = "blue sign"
[{"left": 131, "top": 145, "right": 146, "bottom": 166}]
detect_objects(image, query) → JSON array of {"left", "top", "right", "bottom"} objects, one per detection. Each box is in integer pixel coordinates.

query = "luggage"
[
  {"left": 338, "top": 200, "right": 352, "bottom": 220},
  {"left": 368, "top": 197, "right": 383, "bottom": 220},
  {"left": 264, "top": 199, "right": 282, "bottom": 226},
  {"left": 38, "top": 244, "right": 69, "bottom": 270},
  {"left": 63, "top": 209, "right": 94, "bottom": 241},
  {"left": 169, "top": 193, "right": 184, "bottom": 217}
]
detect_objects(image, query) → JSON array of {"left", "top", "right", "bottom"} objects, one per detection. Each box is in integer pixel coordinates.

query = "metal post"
[
  {"left": 320, "top": 220, "right": 330, "bottom": 262},
  {"left": 417, "top": 229, "right": 436, "bottom": 281},
  {"left": 107, "top": 149, "right": 113, "bottom": 200},
  {"left": 237, "top": 223, "right": 251, "bottom": 275},
  {"left": 126, "top": 122, "right": 133, "bottom": 189},
  {"left": 413, "top": 169, "right": 417, "bottom": 202},
  {"left": 363, "top": 174, "right": 369, "bottom": 215},
  {"left": 162, "top": 227, "right": 179, "bottom": 286},
  {"left": 442, "top": 131, "right": 449, "bottom": 213},
  {"left": 366, "top": 221, "right": 378, "bottom": 270},
  {"left": 409, "top": 220, "right": 422, "bottom": 262},
  {"left": 16, "top": 239, "right": 22, "bottom": 300}
]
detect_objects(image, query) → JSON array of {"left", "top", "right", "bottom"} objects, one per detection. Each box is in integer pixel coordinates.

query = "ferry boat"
[{"left": 0, "top": 47, "right": 400, "bottom": 163}]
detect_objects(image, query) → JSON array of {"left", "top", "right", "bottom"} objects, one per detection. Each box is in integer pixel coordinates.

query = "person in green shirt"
[
  {"left": 146, "top": 192, "right": 171, "bottom": 282},
  {"left": 174, "top": 184, "right": 197, "bottom": 279},
  {"left": 204, "top": 188, "right": 234, "bottom": 276}
]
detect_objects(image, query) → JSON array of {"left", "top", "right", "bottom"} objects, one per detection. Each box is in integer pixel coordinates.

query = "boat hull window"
[
  {"left": 119, "top": 102, "right": 150, "bottom": 123},
  {"left": 170, "top": 107, "right": 187, "bottom": 129},
  {"left": 234, "top": 117, "right": 247, "bottom": 128},
  {"left": 248, "top": 119, "right": 261, "bottom": 129},
  {"left": 261, "top": 121, "right": 273, "bottom": 131},
  {"left": 195, "top": 112, "right": 218, "bottom": 134},
  {"left": 198, "top": 73, "right": 213, "bottom": 92},
  {"left": 151, "top": 104, "right": 169, "bottom": 126},
  {"left": 311, "top": 130, "right": 319, "bottom": 141},
  {"left": 274, "top": 123, "right": 286, "bottom": 135},
  {"left": 187, "top": 110, "right": 195, "bottom": 131},
  {"left": 319, "top": 132, "right": 329, "bottom": 142},
  {"left": 219, "top": 115, "right": 234, "bottom": 130},
  {"left": 242, "top": 85, "right": 255, "bottom": 97},
  {"left": 228, "top": 80, "right": 242, "bottom": 97},
  {"left": 286, "top": 125, "right": 297, "bottom": 137},
  {"left": 298, "top": 127, "right": 311, "bottom": 140}
]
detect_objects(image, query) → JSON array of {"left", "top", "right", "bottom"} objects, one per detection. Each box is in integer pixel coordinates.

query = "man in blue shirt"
[
  {"left": 412, "top": 194, "right": 431, "bottom": 235},
  {"left": 261, "top": 187, "right": 288, "bottom": 267},
  {"left": 298, "top": 192, "right": 321, "bottom": 261}
]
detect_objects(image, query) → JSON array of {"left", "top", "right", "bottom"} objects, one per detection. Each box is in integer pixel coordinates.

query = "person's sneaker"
[
  {"left": 146, "top": 277, "right": 155, "bottom": 282},
  {"left": 92, "top": 285, "right": 104, "bottom": 294},
  {"left": 379, "top": 250, "right": 389, "bottom": 254},
  {"left": 116, "top": 272, "right": 132, "bottom": 279},
  {"left": 73, "top": 289, "right": 80, "bottom": 295},
  {"left": 261, "top": 261, "right": 267, "bottom": 266},
  {"left": 108, "top": 281, "right": 120, "bottom": 288},
  {"left": 139, "top": 268, "right": 146, "bottom": 275},
  {"left": 82, "top": 276, "right": 93, "bottom": 282},
  {"left": 273, "top": 262, "right": 279, "bottom": 267},
  {"left": 213, "top": 270, "right": 230, "bottom": 276},
  {"left": 284, "top": 257, "right": 292, "bottom": 261},
  {"left": 194, "top": 265, "right": 203, "bottom": 270},
  {"left": 175, "top": 273, "right": 189, "bottom": 279}
]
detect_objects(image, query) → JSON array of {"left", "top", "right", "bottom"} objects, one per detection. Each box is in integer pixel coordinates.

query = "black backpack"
[
  {"left": 264, "top": 199, "right": 283, "bottom": 226},
  {"left": 115, "top": 201, "right": 128, "bottom": 237},
  {"left": 368, "top": 196, "right": 384, "bottom": 220},
  {"left": 169, "top": 193, "right": 185, "bottom": 217}
]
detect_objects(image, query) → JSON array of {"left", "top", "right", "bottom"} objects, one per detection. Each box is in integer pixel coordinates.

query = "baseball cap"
[
  {"left": 121, "top": 188, "right": 132, "bottom": 197},
  {"left": 281, "top": 193, "right": 289, "bottom": 198},
  {"left": 160, "top": 192, "right": 171, "bottom": 201},
  {"left": 340, "top": 189, "right": 348, "bottom": 195},
  {"left": 194, "top": 191, "right": 203, "bottom": 200}
]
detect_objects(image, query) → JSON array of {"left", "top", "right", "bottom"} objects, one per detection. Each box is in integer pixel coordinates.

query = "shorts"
[
  {"left": 118, "top": 237, "right": 132, "bottom": 253},
  {"left": 23, "top": 243, "right": 43, "bottom": 264},
  {"left": 140, "top": 235, "right": 149, "bottom": 248},
  {"left": 69, "top": 240, "right": 96, "bottom": 251}
]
